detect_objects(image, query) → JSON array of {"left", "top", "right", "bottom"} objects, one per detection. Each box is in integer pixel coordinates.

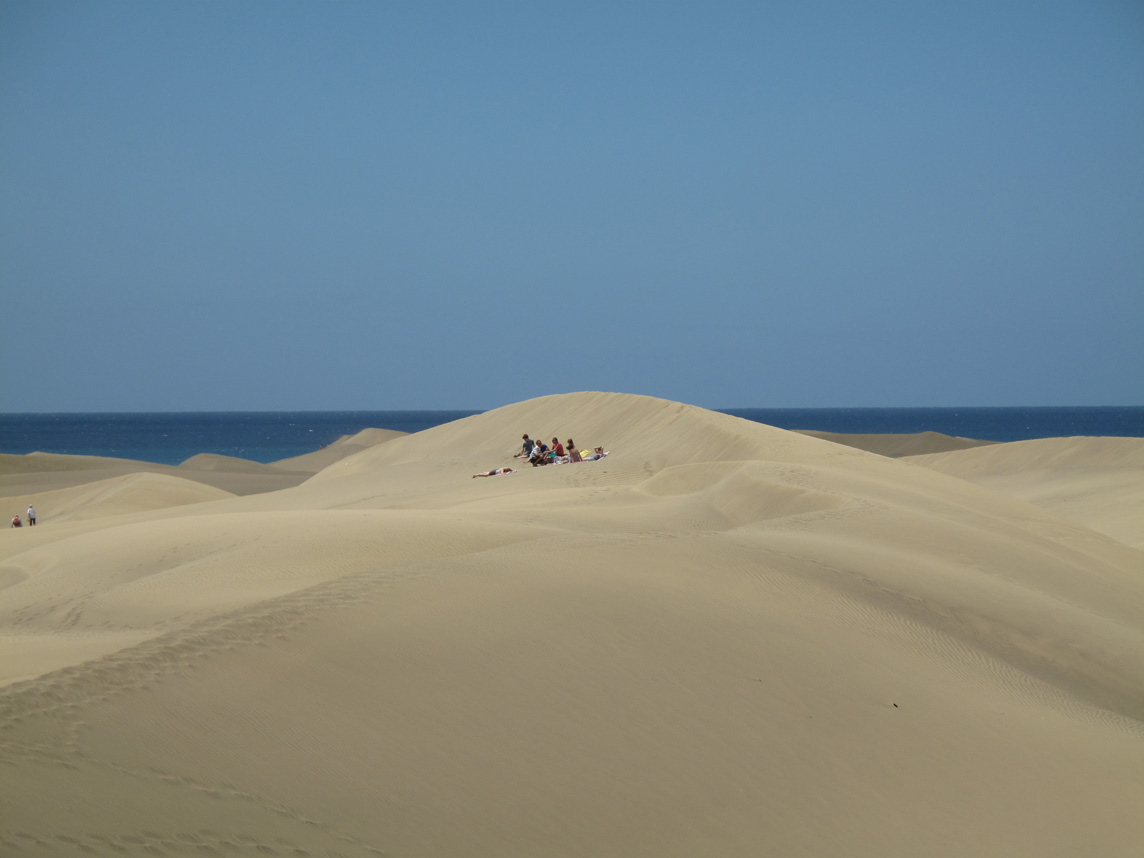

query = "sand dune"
[
  {"left": 1, "top": 393, "right": 1142, "bottom": 857},
  {"left": 178, "top": 452, "right": 286, "bottom": 473},
  {"left": 267, "top": 426, "right": 406, "bottom": 473},
  {"left": 0, "top": 450, "right": 311, "bottom": 499},
  {"left": 1, "top": 471, "right": 236, "bottom": 525},
  {"left": 907, "top": 436, "right": 1144, "bottom": 548},
  {"left": 796, "top": 428, "right": 997, "bottom": 457}
]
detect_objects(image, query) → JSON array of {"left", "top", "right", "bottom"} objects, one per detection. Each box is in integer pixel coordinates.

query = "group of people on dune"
[
  {"left": 471, "top": 434, "right": 608, "bottom": 478},
  {"left": 516, "top": 434, "right": 606, "bottom": 467}
]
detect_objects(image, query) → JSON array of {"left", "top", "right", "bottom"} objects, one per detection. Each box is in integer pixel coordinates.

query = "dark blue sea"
[{"left": 0, "top": 407, "right": 1141, "bottom": 467}]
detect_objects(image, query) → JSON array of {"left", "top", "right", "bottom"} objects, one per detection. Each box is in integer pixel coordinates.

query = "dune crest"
[
  {"left": 907, "top": 436, "right": 1144, "bottom": 548},
  {"left": 1, "top": 471, "right": 236, "bottom": 525},
  {"left": 796, "top": 428, "right": 997, "bottom": 457},
  {"left": 268, "top": 426, "right": 406, "bottom": 473},
  {"left": 178, "top": 452, "right": 282, "bottom": 473},
  {"left": 0, "top": 450, "right": 311, "bottom": 499}
]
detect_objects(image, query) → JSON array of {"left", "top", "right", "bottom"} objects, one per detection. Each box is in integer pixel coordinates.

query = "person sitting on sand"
[
  {"left": 529, "top": 442, "right": 549, "bottom": 466},
  {"left": 566, "top": 440, "right": 582, "bottom": 463},
  {"left": 515, "top": 434, "right": 535, "bottom": 459},
  {"left": 550, "top": 438, "right": 565, "bottom": 459},
  {"left": 473, "top": 467, "right": 516, "bottom": 478},
  {"left": 10, "top": 515, "right": 21, "bottom": 528}
]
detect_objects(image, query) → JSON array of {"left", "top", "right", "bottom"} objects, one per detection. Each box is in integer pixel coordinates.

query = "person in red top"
[{"left": 550, "top": 437, "right": 565, "bottom": 458}]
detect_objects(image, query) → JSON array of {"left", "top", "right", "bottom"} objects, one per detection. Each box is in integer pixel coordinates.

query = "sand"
[
  {"left": 795, "top": 428, "right": 997, "bottom": 457},
  {"left": 905, "top": 436, "right": 1144, "bottom": 549},
  {"left": 0, "top": 427, "right": 404, "bottom": 502},
  {"left": 1, "top": 392, "right": 1141, "bottom": 857}
]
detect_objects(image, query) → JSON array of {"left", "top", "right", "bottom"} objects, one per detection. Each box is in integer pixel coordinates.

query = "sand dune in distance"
[
  {"left": 0, "top": 427, "right": 402, "bottom": 503},
  {"left": 268, "top": 426, "right": 407, "bottom": 473},
  {"left": 1, "top": 392, "right": 1142, "bottom": 857},
  {"left": 796, "top": 428, "right": 996, "bottom": 457},
  {"left": 0, "top": 451, "right": 305, "bottom": 498},
  {"left": 906, "top": 436, "right": 1144, "bottom": 549}
]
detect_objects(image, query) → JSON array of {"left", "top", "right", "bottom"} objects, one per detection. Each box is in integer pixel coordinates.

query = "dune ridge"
[
  {"left": 796, "top": 428, "right": 997, "bottom": 457},
  {"left": 907, "top": 436, "right": 1144, "bottom": 548},
  {"left": 267, "top": 426, "right": 406, "bottom": 473},
  {"left": 1, "top": 471, "right": 236, "bottom": 525},
  {"left": 0, "top": 450, "right": 309, "bottom": 498},
  {"left": 1, "top": 392, "right": 1142, "bottom": 857}
]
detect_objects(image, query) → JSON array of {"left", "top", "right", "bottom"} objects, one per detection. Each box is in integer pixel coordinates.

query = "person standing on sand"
[{"left": 26, "top": 505, "right": 36, "bottom": 526}]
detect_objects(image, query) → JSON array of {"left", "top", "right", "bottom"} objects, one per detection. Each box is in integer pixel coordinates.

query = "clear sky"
[{"left": 1, "top": 1, "right": 1141, "bottom": 412}]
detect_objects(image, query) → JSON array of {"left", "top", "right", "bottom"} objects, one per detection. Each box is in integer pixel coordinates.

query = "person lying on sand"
[{"left": 473, "top": 467, "right": 516, "bottom": 478}]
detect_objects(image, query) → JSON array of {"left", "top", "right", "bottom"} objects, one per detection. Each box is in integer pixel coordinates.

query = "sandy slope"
[
  {"left": 1, "top": 471, "right": 236, "bottom": 525},
  {"left": 1, "top": 392, "right": 1142, "bottom": 857},
  {"left": 268, "top": 427, "right": 407, "bottom": 473},
  {"left": 907, "top": 436, "right": 1144, "bottom": 548},
  {"left": 796, "top": 429, "right": 997, "bottom": 457},
  {"left": 0, "top": 451, "right": 309, "bottom": 498},
  {"left": 0, "top": 425, "right": 403, "bottom": 510}
]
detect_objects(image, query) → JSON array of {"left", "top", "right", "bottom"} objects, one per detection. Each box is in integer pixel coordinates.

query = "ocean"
[{"left": 1, "top": 407, "right": 1141, "bottom": 467}]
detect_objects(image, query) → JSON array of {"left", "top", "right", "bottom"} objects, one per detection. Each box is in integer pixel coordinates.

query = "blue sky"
[{"left": 2, "top": 1, "right": 1141, "bottom": 411}]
